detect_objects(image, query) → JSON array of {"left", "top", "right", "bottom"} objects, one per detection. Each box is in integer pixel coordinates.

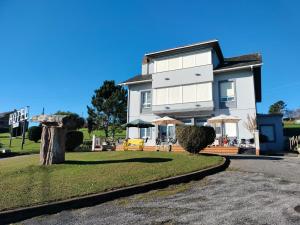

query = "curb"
[{"left": 0, "top": 156, "right": 230, "bottom": 224}]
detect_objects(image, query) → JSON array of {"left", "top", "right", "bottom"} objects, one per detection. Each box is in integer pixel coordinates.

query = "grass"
[
  {"left": 0, "top": 128, "right": 126, "bottom": 155},
  {"left": 0, "top": 151, "right": 222, "bottom": 211},
  {"left": 0, "top": 133, "right": 40, "bottom": 154},
  {"left": 283, "top": 121, "right": 300, "bottom": 128}
]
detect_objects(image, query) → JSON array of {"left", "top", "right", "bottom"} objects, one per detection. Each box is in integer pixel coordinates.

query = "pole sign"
[{"left": 9, "top": 107, "right": 29, "bottom": 128}]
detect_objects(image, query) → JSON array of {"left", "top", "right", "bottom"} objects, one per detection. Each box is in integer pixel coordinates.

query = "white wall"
[
  {"left": 128, "top": 83, "right": 158, "bottom": 145},
  {"left": 213, "top": 69, "right": 257, "bottom": 139}
]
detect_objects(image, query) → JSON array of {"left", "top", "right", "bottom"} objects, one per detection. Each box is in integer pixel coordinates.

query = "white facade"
[{"left": 125, "top": 41, "right": 266, "bottom": 148}]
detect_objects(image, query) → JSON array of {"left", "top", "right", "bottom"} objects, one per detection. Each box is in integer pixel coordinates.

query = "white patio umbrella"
[
  {"left": 207, "top": 114, "right": 240, "bottom": 137},
  {"left": 152, "top": 116, "right": 184, "bottom": 125}
]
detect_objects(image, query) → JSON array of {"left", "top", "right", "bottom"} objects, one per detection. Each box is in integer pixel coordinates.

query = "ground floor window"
[
  {"left": 140, "top": 127, "right": 152, "bottom": 139},
  {"left": 259, "top": 125, "right": 275, "bottom": 142},
  {"left": 158, "top": 125, "right": 175, "bottom": 141},
  {"left": 180, "top": 118, "right": 193, "bottom": 125},
  {"left": 195, "top": 118, "right": 207, "bottom": 126}
]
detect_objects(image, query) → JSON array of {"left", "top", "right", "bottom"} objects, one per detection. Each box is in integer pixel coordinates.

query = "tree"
[
  {"left": 87, "top": 80, "right": 127, "bottom": 140},
  {"left": 54, "top": 111, "right": 85, "bottom": 130},
  {"left": 268, "top": 100, "right": 287, "bottom": 114}
]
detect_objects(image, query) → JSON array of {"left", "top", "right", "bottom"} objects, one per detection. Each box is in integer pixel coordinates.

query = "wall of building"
[
  {"left": 152, "top": 64, "right": 213, "bottom": 88},
  {"left": 128, "top": 82, "right": 158, "bottom": 145},
  {"left": 213, "top": 69, "right": 257, "bottom": 139}
]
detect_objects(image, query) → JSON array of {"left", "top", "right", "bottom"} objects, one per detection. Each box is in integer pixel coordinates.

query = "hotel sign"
[{"left": 9, "top": 107, "right": 29, "bottom": 128}]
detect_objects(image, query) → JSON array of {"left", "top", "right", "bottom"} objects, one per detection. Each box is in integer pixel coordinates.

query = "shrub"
[
  {"left": 202, "top": 126, "right": 216, "bottom": 145},
  {"left": 176, "top": 125, "right": 216, "bottom": 154},
  {"left": 28, "top": 126, "right": 42, "bottom": 143},
  {"left": 65, "top": 131, "right": 84, "bottom": 151}
]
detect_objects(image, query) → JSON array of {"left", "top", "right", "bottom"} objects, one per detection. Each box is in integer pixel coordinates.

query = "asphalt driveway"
[{"left": 21, "top": 155, "right": 300, "bottom": 225}]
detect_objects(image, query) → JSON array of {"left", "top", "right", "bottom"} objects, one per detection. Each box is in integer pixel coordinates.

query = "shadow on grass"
[{"left": 64, "top": 157, "right": 173, "bottom": 165}]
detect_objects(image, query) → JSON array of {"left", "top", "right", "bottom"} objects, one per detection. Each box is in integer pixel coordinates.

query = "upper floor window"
[
  {"left": 153, "top": 82, "right": 212, "bottom": 106},
  {"left": 141, "top": 91, "right": 151, "bottom": 109},
  {"left": 220, "top": 81, "right": 235, "bottom": 102},
  {"left": 154, "top": 50, "right": 211, "bottom": 73}
]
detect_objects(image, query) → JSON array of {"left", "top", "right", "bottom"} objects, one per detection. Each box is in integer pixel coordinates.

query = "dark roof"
[
  {"left": 144, "top": 40, "right": 224, "bottom": 62},
  {"left": 120, "top": 74, "right": 152, "bottom": 85},
  {"left": 215, "top": 53, "right": 262, "bottom": 70},
  {"left": 0, "top": 111, "right": 13, "bottom": 119}
]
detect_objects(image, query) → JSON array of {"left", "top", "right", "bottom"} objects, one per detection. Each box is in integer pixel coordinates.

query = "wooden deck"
[{"left": 116, "top": 144, "right": 239, "bottom": 155}]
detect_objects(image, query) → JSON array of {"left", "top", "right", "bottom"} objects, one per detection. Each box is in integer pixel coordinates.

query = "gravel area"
[{"left": 21, "top": 156, "right": 300, "bottom": 225}]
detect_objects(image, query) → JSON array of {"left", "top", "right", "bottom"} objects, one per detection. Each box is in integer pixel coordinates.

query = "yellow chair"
[{"left": 123, "top": 138, "right": 144, "bottom": 151}]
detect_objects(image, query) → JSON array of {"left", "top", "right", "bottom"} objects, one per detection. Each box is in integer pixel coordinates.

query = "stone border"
[{"left": 0, "top": 156, "right": 229, "bottom": 224}]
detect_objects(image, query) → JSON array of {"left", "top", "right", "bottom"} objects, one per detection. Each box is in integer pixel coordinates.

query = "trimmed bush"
[
  {"left": 202, "top": 126, "right": 216, "bottom": 145},
  {"left": 65, "top": 131, "right": 84, "bottom": 151},
  {"left": 28, "top": 126, "right": 42, "bottom": 143},
  {"left": 176, "top": 125, "right": 216, "bottom": 154}
]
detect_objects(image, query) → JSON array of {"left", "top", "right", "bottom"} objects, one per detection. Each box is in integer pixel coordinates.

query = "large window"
[
  {"left": 153, "top": 82, "right": 212, "bottom": 105},
  {"left": 260, "top": 125, "right": 275, "bottom": 142},
  {"left": 140, "top": 127, "right": 152, "bottom": 139},
  {"left": 141, "top": 91, "right": 151, "bottom": 109},
  {"left": 154, "top": 51, "right": 211, "bottom": 73},
  {"left": 220, "top": 81, "right": 235, "bottom": 102}
]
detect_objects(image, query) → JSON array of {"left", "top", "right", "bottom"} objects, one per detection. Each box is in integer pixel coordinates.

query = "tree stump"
[
  {"left": 40, "top": 126, "right": 66, "bottom": 165},
  {"left": 32, "top": 114, "right": 76, "bottom": 165}
]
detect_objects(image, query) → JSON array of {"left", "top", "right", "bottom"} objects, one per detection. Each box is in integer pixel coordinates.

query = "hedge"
[
  {"left": 176, "top": 125, "right": 216, "bottom": 154},
  {"left": 28, "top": 126, "right": 42, "bottom": 143},
  {"left": 65, "top": 131, "right": 84, "bottom": 151}
]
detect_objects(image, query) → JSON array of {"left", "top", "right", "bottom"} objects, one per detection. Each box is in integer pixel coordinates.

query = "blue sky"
[{"left": 0, "top": 0, "right": 299, "bottom": 118}]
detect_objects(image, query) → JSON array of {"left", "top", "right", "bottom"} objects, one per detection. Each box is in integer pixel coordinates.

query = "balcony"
[{"left": 152, "top": 101, "right": 214, "bottom": 115}]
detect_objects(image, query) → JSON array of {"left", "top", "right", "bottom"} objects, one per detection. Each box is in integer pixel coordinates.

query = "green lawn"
[
  {"left": 0, "top": 128, "right": 126, "bottom": 155},
  {"left": 0, "top": 151, "right": 222, "bottom": 211},
  {"left": 0, "top": 133, "right": 40, "bottom": 154}
]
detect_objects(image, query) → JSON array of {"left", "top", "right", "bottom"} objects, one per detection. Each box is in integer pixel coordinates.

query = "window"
[
  {"left": 140, "top": 127, "right": 152, "bottom": 139},
  {"left": 141, "top": 91, "right": 151, "bottom": 109},
  {"left": 196, "top": 83, "right": 212, "bottom": 101},
  {"left": 182, "top": 54, "right": 195, "bottom": 68},
  {"left": 154, "top": 50, "right": 211, "bottom": 73},
  {"left": 153, "top": 82, "right": 212, "bottom": 105},
  {"left": 182, "top": 84, "right": 197, "bottom": 103},
  {"left": 220, "top": 81, "right": 235, "bottom": 102},
  {"left": 195, "top": 118, "right": 207, "bottom": 126},
  {"left": 260, "top": 125, "right": 275, "bottom": 142},
  {"left": 168, "top": 86, "right": 182, "bottom": 104},
  {"left": 181, "top": 118, "right": 193, "bottom": 125},
  {"left": 156, "top": 59, "right": 169, "bottom": 72},
  {"left": 168, "top": 57, "right": 182, "bottom": 70},
  {"left": 155, "top": 88, "right": 168, "bottom": 105}
]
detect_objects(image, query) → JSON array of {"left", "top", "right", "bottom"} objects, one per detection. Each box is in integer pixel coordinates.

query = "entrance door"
[{"left": 158, "top": 125, "right": 175, "bottom": 142}]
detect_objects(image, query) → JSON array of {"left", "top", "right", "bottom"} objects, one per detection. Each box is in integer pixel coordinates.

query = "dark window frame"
[{"left": 259, "top": 124, "right": 276, "bottom": 143}]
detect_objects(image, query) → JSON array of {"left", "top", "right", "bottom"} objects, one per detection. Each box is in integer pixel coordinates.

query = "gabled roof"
[
  {"left": 119, "top": 74, "right": 152, "bottom": 86},
  {"left": 144, "top": 39, "right": 224, "bottom": 62},
  {"left": 215, "top": 53, "right": 262, "bottom": 71}
]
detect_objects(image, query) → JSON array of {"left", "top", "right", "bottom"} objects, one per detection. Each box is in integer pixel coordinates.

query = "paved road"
[{"left": 22, "top": 155, "right": 300, "bottom": 225}]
